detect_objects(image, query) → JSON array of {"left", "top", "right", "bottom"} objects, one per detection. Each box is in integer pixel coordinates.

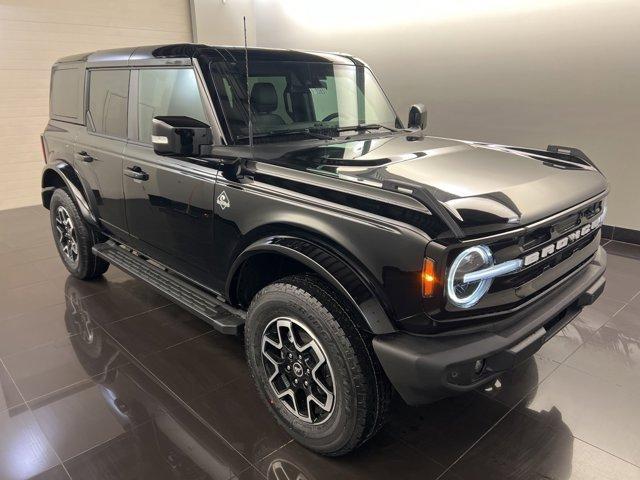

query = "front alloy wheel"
[
  {"left": 246, "top": 275, "right": 392, "bottom": 456},
  {"left": 261, "top": 317, "right": 335, "bottom": 424}
]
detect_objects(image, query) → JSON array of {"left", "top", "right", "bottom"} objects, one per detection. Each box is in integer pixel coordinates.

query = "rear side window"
[
  {"left": 50, "top": 66, "right": 83, "bottom": 121},
  {"left": 88, "top": 69, "right": 129, "bottom": 138},
  {"left": 137, "top": 68, "right": 207, "bottom": 144}
]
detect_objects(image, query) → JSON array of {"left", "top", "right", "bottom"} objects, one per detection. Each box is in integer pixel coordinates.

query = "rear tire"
[
  {"left": 49, "top": 188, "right": 109, "bottom": 280},
  {"left": 245, "top": 274, "right": 391, "bottom": 456}
]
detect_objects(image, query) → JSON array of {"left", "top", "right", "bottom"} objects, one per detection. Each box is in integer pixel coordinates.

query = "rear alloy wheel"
[
  {"left": 246, "top": 274, "right": 391, "bottom": 456},
  {"left": 49, "top": 188, "right": 109, "bottom": 280},
  {"left": 54, "top": 205, "right": 79, "bottom": 266}
]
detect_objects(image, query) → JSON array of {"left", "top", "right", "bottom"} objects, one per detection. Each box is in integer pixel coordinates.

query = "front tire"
[
  {"left": 245, "top": 275, "right": 391, "bottom": 456},
  {"left": 49, "top": 188, "right": 109, "bottom": 280}
]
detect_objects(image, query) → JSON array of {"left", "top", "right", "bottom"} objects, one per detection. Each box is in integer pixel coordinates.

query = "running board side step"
[{"left": 92, "top": 241, "right": 245, "bottom": 335}]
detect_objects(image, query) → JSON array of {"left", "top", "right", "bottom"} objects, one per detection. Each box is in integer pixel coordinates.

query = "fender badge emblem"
[{"left": 217, "top": 191, "right": 231, "bottom": 210}]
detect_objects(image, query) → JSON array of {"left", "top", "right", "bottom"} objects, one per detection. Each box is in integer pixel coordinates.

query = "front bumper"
[{"left": 373, "top": 246, "right": 606, "bottom": 405}]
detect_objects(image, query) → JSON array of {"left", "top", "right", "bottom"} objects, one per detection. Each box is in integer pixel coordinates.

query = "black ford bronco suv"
[{"left": 42, "top": 44, "right": 608, "bottom": 455}]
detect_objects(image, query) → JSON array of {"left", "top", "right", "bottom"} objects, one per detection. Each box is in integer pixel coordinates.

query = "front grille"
[
  {"left": 436, "top": 198, "right": 604, "bottom": 322},
  {"left": 496, "top": 228, "right": 598, "bottom": 290},
  {"left": 554, "top": 213, "right": 580, "bottom": 234},
  {"left": 497, "top": 199, "right": 603, "bottom": 290},
  {"left": 521, "top": 200, "right": 603, "bottom": 252}
]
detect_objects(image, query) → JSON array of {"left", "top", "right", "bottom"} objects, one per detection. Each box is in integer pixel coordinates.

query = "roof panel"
[
  {"left": 86, "top": 47, "right": 136, "bottom": 68},
  {"left": 53, "top": 43, "right": 355, "bottom": 68}
]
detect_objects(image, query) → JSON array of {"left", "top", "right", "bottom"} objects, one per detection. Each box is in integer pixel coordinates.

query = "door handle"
[
  {"left": 74, "top": 151, "right": 93, "bottom": 163},
  {"left": 124, "top": 166, "right": 149, "bottom": 181}
]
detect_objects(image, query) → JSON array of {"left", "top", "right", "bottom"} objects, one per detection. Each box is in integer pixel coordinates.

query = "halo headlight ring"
[{"left": 447, "top": 245, "right": 493, "bottom": 308}]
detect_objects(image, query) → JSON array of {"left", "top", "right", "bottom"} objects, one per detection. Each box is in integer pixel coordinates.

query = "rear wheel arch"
[
  {"left": 42, "top": 161, "right": 97, "bottom": 227},
  {"left": 227, "top": 236, "right": 396, "bottom": 335},
  {"left": 42, "top": 168, "right": 67, "bottom": 205}
]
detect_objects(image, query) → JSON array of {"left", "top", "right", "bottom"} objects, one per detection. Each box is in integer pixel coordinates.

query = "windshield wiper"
[
  {"left": 238, "top": 128, "right": 334, "bottom": 142},
  {"left": 337, "top": 124, "right": 399, "bottom": 133}
]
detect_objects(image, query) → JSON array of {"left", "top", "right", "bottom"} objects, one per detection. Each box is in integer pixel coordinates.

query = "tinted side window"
[
  {"left": 51, "top": 67, "right": 82, "bottom": 120},
  {"left": 137, "top": 69, "right": 207, "bottom": 144},
  {"left": 88, "top": 69, "right": 129, "bottom": 138}
]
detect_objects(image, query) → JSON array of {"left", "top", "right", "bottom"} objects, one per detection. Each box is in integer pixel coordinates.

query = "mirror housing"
[
  {"left": 407, "top": 104, "right": 427, "bottom": 130},
  {"left": 152, "top": 116, "right": 213, "bottom": 156}
]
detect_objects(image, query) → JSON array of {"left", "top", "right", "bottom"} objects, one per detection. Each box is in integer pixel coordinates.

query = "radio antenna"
[{"left": 243, "top": 16, "right": 253, "bottom": 149}]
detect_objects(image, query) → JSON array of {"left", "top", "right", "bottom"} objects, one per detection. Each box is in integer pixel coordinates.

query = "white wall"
[
  {"left": 192, "top": 0, "right": 256, "bottom": 46},
  {"left": 201, "top": 0, "right": 639, "bottom": 231},
  {"left": 0, "top": 0, "right": 193, "bottom": 210}
]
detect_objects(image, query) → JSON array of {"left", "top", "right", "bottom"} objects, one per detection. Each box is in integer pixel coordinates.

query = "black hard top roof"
[{"left": 54, "top": 44, "right": 360, "bottom": 68}]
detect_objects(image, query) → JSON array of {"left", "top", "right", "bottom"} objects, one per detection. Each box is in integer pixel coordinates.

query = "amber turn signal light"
[{"left": 422, "top": 258, "right": 436, "bottom": 297}]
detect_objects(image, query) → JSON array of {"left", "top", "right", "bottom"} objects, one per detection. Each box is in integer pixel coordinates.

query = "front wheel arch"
[{"left": 226, "top": 237, "right": 396, "bottom": 335}]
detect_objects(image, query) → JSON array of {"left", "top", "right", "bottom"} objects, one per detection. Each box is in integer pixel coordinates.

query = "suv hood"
[{"left": 269, "top": 133, "right": 607, "bottom": 237}]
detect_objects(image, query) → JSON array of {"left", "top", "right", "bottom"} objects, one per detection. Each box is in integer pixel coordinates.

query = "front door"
[
  {"left": 74, "top": 69, "right": 130, "bottom": 237},
  {"left": 123, "top": 67, "right": 217, "bottom": 286}
]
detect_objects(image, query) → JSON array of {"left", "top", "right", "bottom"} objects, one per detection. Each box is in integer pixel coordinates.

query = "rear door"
[
  {"left": 74, "top": 68, "right": 130, "bottom": 237},
  {"left": 123, "top": 66, "right": 217, "bottom": 286}
]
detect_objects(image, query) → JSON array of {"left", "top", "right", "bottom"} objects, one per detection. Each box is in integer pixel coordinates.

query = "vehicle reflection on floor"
[{"left": 64, "top": 279, "right": 244, "bottom": 479}]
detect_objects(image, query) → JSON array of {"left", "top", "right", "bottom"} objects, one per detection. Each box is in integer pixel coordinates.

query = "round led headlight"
[{"left": 447, "top": 245, "right": 493, "bottom": 308}]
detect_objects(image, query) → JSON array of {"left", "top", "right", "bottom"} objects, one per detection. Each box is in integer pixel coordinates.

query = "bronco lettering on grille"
[{"left": 522, "top": 211, "right": 605, "bottom": 267}]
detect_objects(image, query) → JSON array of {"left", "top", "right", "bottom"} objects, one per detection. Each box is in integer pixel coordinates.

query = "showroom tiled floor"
[{"left": 1, "top": 205, "right": 640, "bottom": 479}]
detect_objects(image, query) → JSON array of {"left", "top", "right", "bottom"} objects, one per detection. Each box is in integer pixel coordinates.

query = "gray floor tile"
[
  {"left": 565, "top": 304, "right": 640, "bottom": 395},
  {"left": 0, "top": 405, "right": 60, "bottom": 480},
  {"left": 63, "top": 412, "right": 251, "bottom": 480},
  {"left": 536, "top": 296, "right": 626, "bottom": 363},
  {"left": 257, "top": 432, "right": 446, "bottom": 480},
  {"left": 3, "top": 329, "right": 129, "bottom": 401},
  {"left": 0, "top": 360, "right": 24, "bottom": 412},
  {"left": 443, "top": 407, "right": 640, "bottom": 480},
  {"left": 520, "top": 363, "right": 640, "bottom": 465}
]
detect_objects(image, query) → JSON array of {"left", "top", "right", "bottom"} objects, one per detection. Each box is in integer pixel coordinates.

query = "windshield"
[{"left": 209, "top": 60, "right": 400, "bottom": 142}]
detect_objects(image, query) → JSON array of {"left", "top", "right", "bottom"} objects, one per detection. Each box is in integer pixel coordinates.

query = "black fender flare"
[
  {"left": 41, "top": 161, "right": 99, "bottom": 228},
  {"left": 226, "top": 236, "right": 396, "bottom": 335}
]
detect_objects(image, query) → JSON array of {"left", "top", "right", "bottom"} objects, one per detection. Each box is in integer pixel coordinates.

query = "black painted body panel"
[
  {"left": 213, "top": 159, "right": 429, "bottom": 322},
  {"left": 122, "top": 143, "right": 217, "bottom": 287},
  {"left": 74, "top": 129, "right": 128, "bottom": 236}
]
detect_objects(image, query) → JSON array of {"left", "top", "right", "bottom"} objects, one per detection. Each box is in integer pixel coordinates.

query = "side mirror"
[
  {"left": 407, "top": 104, "right": 427, "bottom": 130},
  {"left": 152, "top": 116, "right": 212, "bottom": 156}
]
